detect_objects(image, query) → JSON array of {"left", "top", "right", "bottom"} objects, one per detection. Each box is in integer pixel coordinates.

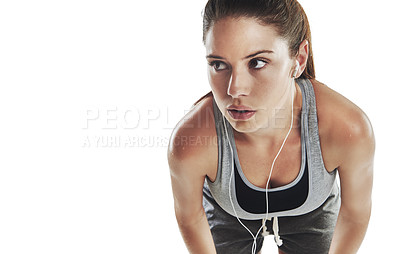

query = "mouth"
[{"left": 227, "top": 109, "right": 256, "bottom": 120}]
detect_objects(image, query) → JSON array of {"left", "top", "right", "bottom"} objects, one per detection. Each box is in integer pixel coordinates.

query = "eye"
[
  {"left": 208, "top": 61, "right": 228, "bottom": 71},
  {"left": 249, "top": 59, "right": 268, "bottom": 69}
]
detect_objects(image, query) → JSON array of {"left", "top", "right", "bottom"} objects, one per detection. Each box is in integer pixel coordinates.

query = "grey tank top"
[{"left": 205, "top": 78, "right": 338, "bottom": 220}]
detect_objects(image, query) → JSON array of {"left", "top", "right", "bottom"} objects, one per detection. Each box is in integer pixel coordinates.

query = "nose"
[{"left": 227, "top": 68, "right": 251, "bottom": 98}]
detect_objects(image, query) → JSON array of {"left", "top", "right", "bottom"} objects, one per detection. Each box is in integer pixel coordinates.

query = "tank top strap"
[
  {"left": 210, "top": 98, "right": 234, "bottom": 186},
  {"left": 296, "top": 79, "right": 333, "bottom": 175}
]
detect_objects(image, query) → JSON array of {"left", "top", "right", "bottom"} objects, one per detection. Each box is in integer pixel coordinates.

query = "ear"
[{"left": 295, "top": 39, "right": 309, "bottom": 78}]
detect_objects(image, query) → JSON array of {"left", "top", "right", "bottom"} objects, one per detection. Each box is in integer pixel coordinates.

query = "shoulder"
[
  {"left": 167, "top": 93, "right": 217, "bottom": 178},
  {"left": 310, "top": 79, "right": 375, "bottom": 169}
]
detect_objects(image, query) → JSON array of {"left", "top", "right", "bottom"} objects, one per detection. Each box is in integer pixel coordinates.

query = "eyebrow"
[{"left": 206, "top": 49, "right": 274, "bottom": 60}]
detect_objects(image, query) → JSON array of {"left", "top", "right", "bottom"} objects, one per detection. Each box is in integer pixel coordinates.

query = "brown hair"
[{"left": 202, "top": 0, "right": 315, "bottom": 80}]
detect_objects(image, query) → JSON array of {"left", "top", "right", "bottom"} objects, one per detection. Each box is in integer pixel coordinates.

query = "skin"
[{"left": 168, "top": 17, "right": 375, "bottom": 254}]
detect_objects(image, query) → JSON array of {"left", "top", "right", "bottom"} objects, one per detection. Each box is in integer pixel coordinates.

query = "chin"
[{"left": 227, "top": 117, "right": 260, "bottom": 133}]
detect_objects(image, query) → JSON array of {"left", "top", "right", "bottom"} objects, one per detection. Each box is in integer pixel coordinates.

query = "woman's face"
[{"left": 205, "top": 17, "right": 296, "bottom": 134}]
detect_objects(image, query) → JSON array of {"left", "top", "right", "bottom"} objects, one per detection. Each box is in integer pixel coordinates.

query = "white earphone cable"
[
  {"left": 264, "top": 82, "right": 295, "bottom": 246},
  {"left": 223, "top": 79, "right": 295, "bottom": 254}
]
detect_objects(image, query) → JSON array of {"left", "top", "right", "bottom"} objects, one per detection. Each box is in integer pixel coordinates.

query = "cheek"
[
  {"left": 208, "top": 71, "right": 229, "bottom": 93},
  {"left": 252, "top": 71, "right": 278, "bottom": 92},
  {"left": 255, "top": 64, "right": 289, "bottom": 87}
]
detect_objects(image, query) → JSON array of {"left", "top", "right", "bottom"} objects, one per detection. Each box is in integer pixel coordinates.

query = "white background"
[{"left": 0, "top": 0, "right": 399, "bottom": 253}]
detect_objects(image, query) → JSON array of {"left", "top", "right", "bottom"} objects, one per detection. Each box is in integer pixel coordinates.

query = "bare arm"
[
  {"left": 329, "top": 111, "right": 375, "bottom": 253},
  {"left": 167, "top": 118, "right": 217, "bottom": 254},
  {"left": 170, "top": 167, "right": 216, "bottom": 254}
]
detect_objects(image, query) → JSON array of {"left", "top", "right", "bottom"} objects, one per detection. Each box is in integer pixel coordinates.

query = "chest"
[{"left": 236, "top": 138, "right": 303, "bottom": 189}]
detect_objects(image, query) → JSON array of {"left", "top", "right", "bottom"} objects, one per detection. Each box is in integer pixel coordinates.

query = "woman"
[{"left": 168, "top": 0, "right": 375, "bottom": 253}]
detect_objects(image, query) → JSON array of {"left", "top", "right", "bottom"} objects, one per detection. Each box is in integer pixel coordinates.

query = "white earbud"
[{"left": 293, "top": 60, "right": 300, "bottom": 78}]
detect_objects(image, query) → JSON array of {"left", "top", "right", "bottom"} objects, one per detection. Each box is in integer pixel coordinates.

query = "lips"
[{"left": 227, "top": 106, "right": 256, "bottom": 120}]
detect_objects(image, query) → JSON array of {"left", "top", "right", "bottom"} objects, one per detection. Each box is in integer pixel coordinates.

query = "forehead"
[{"left": 205, "top": 17, "right": 289, "bottom": 59}]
